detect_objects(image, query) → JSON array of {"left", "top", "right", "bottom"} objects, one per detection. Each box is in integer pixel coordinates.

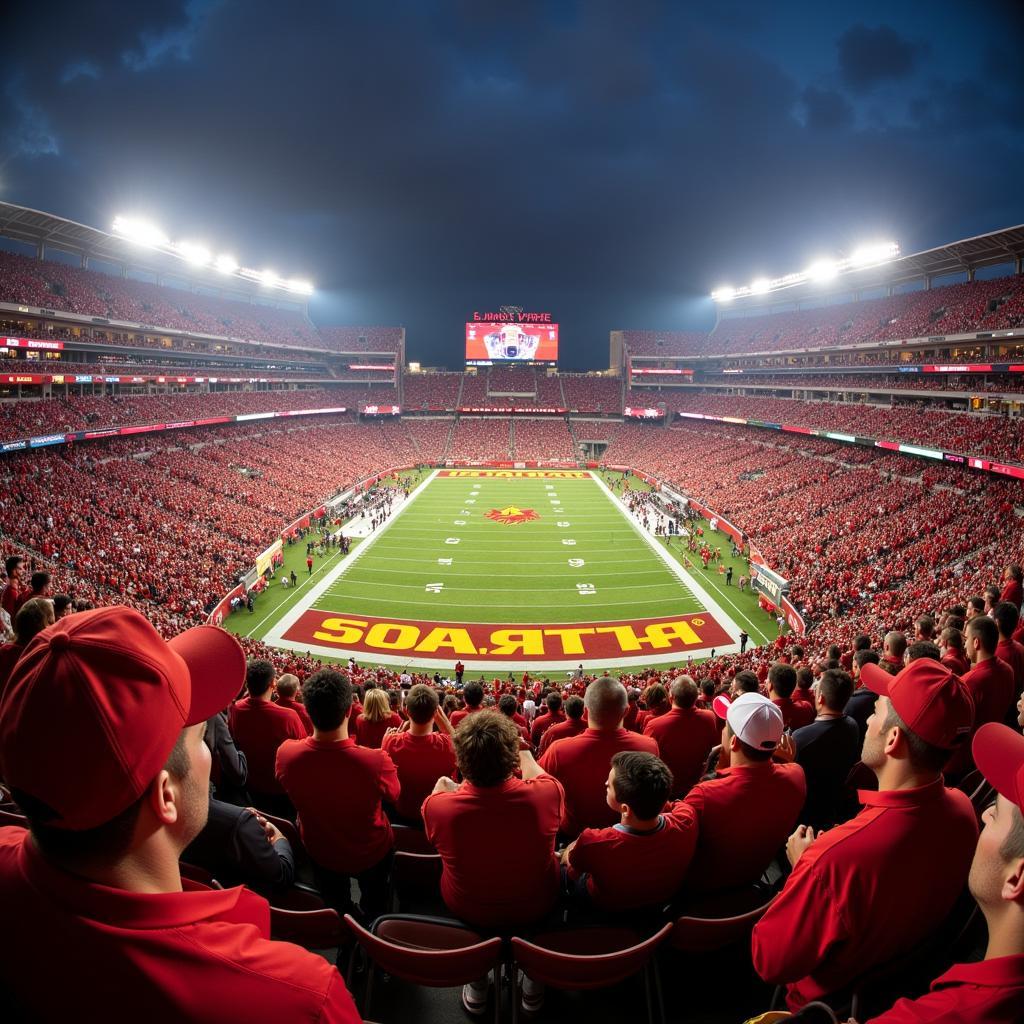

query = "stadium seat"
[
  {"left": 343, "top": 913, "right": 504, "bottom": 1022},
  {"left": 270, "top": 905, "right": 345, "bottom": 951},
  {"left": 667, "top": 894, "right": 777, "bottom": 953},
  {"left": 509, "top": 923, "right": 672, "bottom": 1024},
  {"left": 178, "top": 861, "right": 224, "bottom": 889}
]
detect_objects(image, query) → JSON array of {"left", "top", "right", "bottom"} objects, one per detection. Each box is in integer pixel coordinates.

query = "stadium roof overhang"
[
  {"left": 716, "top": 224, "right": 1024, "bottom": 312},
  {"left": 0, "top": 201, "right": 306, "bottom": 306}
]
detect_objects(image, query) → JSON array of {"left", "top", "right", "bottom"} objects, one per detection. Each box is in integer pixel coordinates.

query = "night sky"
[{"left": 2, "top": 1, "right": 1022, "bottom": 369}]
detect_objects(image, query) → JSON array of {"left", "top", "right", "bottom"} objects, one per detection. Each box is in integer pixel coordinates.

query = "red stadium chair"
[
  {"left": 387, "top": 850, "right": 444, "bottom": 913},
  {"left": 270, "top": 905, "right": 344, "bottom": 950},
  {"left": 0, "top": 809, "right": 28, "bottom": 828},
  {"left": 509, "top": 923, "right": 672, "bottom": 1024},
  {"left": 344, "top": 912, "right": 504, "bottom": 1023},
  {"left": 390, "top": 823, "right": 437, "bottom": 854},
  {"left": 668, "top": 894, "right": 776, "bottom": 953},
  {"left": 178, "top": 861, "right": 224, "bottom": 889}
]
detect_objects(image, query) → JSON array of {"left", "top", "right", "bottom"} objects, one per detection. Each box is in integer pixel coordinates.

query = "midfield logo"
[{"left": 485, "top": 505, "right": 540, "bottom": 525}]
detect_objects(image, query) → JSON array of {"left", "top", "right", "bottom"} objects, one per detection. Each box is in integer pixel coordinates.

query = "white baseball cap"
[{"left": 719, "top": 692, "right": 784, "bottom": 751}]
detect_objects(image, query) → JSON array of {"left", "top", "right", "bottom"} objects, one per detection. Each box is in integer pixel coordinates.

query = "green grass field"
[{"left": 227, "top": 469, "right": 779, "bottom": 675}]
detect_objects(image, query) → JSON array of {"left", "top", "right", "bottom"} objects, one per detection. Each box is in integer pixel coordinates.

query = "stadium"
[{"left": 1, "top": 5, "right": 1023, "bottom": 1023}]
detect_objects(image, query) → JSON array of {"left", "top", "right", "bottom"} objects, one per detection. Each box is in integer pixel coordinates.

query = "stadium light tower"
[
  {"left": 112, "top": 214, "right": 314, "bottom": 296},
  {"left": 712, "top": 240, "right": 899, "bottom": 303}
]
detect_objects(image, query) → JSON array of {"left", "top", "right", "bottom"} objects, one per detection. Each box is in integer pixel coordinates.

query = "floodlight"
[
  {"left": 112, "top": 216, "right": 169, "bottom": 248},
  {"left": 215, "top": 254, "right": 239, "bottom": 274},
  {"left": 711, "top": 286, "right": 735, "bottom": 302},
  {"left": 849, "top": 241, "right": 900, "bottom": 267},
  {"left": 807, "top": 259, "right": 838, "bottom": 282},
  {"left": 750, "top": 278, "right": 771, "bottom": 295},
  {"left": 259, "top": 269, "right": 280, "bottom": 287},
  {"left": 286, "top": 278, "right": 314, "bottom": 295},
  {"left": 178, "top": 241, "right": 211, "bottom": 266}
]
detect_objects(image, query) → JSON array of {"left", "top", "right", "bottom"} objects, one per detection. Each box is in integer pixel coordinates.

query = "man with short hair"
[
  {"left": 752, "top": 659, "right": 979, "bottom": 1010},
  {"left": 791, "top": 669, "right": 860, "bottom": 830},
  {"left": 966, "top": 595, "right": 987, "bottom": 621},
  {"left": 13, "top": 570, "right": 51, "bottom": 615},
  {"left": 229, "top": 660, "right": 305, "bottom": 816},
  {"left": 682, "top": 693, "right": 805, "bottom": 896},
  {"left": 275, "top": 673, "right": 313, "bottom": 735},
  {"left": 993, "top": 601, "right": 1024, "bottom": 700},
  {"left": 881, "top": 631, "right": 907, "bottom": 674},
  {"left": 563, "top": 751, "right": 699, "bottom": 914},
  {"left": 0, "top": 597, "right": 55, "bottom": 700},
  {"left": 538, "top": 695, "right": 586, "bottom": 755},
  {"left": 730, "top": 669, "right": 761, "bottom": 697},
  {"left": 999, "top": 565, "right": 1023, "bottom": 609},
  {"left": 276, "top": 669, "right": 400, "bottom": 920},
  {"left": 768, "top": 662, "right": 814, "bottom": 731},
  {"left": 866, "top": 722, "right": 1024, "bottom": 1022},
  {"left": 0, "top": 606, "right": 360, "bottom": 1020},
  {"left": 643, "top": 675, "right": 718, "bottom": 797},
  {"left": 940, "top": 626, "right": 970, "bottom": 676},
  {"left": 846, "top": 648, "right": 881, "bottom": 741},
  {"left": 450, "top": 680, "right": 484, "bottom": 728},
  {"left": 539, "top": 676, "right": 658, "bottom": 837},
  {"left": 963, "top": 615, "right": 1016, "bottom": 730},
  {"left": 382, "top": 684, "right": 456, "bottom": 824},
  {"left": 915, "top": 615, "right": 936, "bottom": 643}
]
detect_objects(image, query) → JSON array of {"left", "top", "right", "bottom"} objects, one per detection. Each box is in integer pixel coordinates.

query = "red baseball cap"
[
  {"left": 0, "top": 606, "right": 245, "bottom": 830},
  {"left": 860, "top": 658, "right": 974, "bottom": 749},
  {"left": 972, "top": 723, "right": 1024, "bottom": 818}
]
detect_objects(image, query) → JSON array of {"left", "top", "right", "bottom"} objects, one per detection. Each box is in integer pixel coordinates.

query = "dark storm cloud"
[
  {"left": 0, "top": 1, "right": 1021, "bottom": 369},
  {"left": 837, "top": 24, "right": 924, "bottom": 92}
]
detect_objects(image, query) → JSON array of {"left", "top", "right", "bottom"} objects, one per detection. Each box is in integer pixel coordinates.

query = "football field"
[{"left": 259, "top": 469, "right": 745, "bottom": 671}]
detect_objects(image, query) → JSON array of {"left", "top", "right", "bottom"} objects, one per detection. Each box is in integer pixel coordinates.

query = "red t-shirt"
[
  {"left": 865, "top": 955, "right": 1024, "bottom": 1024},
  {"left": 530, "top": 710, "right": 567, "bottom": 747},
  {"left": 995, "top": 638, "right": 1024, "bottom": 697},
  {"left": 275, "top": 737, "right": 400, "bottom": 873},
  {"left": 229, "top": 697, "right": 306, "bottom": 794},
  {"left": 568, "top": 803, "right": 699, "bottom": 912},
  {"left": 752, "top": 779, "right": 978, "bottom": 1009},
  {"left": 449, "top": 705, "right": 484, "bottom": 729},
  {"left": 276, "top": 696, "right": 313, "bottom": 736},
  {"left": 0, "top": 827, "right": 360, "bottom": 1021},
  {"left": 962, "top": 656, "right": 1016, "bottom": 729},
  {"left": 539, "top": 728, "right": 659, "bottom": 837},
  {"left": 773, "top": 697, "right": 815, "bottom": 731},
  {"left": 0, "top": 581, "right": 22, "bottom": 621},
  {"left": 423, "top": 775, "right": 565, "bottom": 929},
  {"left": 354, "top": 712, "right": 402, "bottom": 749},
  {"left": 683, "top": 762, "right": 807, "bottom": 894},
  {"left": 643, "top": 706, "right": 718, "bottom": 797},
  {"left": 941, "top": 650, "right": 971, "bottom": 677},
  {"left": 538, "top": 717, "right": 586, "bottom": 756},
  {"left": 999, "top": 579, "right": 1023, "bottom": 609},
  {"left": 381, "top": 730, "right": 457, "bottom": 823}
]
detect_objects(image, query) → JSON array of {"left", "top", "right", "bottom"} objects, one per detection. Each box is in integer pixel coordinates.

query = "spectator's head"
[
  {"left": 607, "top": 751, "right": 673, "bottom": 822},
  {"left": 968, "top": 725, "right": 1024, "bottom": 927},
  {"left": 0, "top": 607, "right": 244, "bottom": 873},
  {"left": 883, "top": 631, "right": 907, "bottom": 664},
  {"left": 406, "top": 684, "right": 439, "bottom": 725},
  {"left": 731, "top": 670, "right": 760, "bottom": 697},
  {"left": 1004, "top": 565, "right": 1023, "bottom": 585},
  {"left": 643, "top": 683, "right": 668, "bottom": 713},
  {"left": 443, "top": 694, "right": 460, "bottom": 717},
  {"left": 699, "top": 679, "right": 716, "bottom": 702},
  {"left": 860, "top": 660, "right": 973, "bottom": 778},
  {"left": 853, "top": 648, "right": 880, "bottom": 681},
  {"left": 463, "top": 681, "right": 484, "bottom": 709},
  {"left": 453, "top": 711, "right": 519, "bottom": 788},
  {"left": 817, "top": 669, "right": 853, "bottom": 714},
  {"left": 28, "top": 571, "right": 50, "bottom": 597},
  {"left": 52, "top": 594, "right": 73, "bottom": 620},
  {"left": 302, "top": 669, "right": 353, "bottom": 732},
  {"left": 498, "top": 694, "right": 518, "bottom": 718},
  {"left": 906, "top": 641, "right": 941, "bottom": 664},
  {"left": 245, "top": 658, "right": 275, "bottom": 698},
  {"left": 584, "top": 676, "right": 628, "bottom": 729},
  {"left": 826, "top": 644, "right": 841, "bottom": 662},
  {"left": 13, "top": 598, "right": 55, "bottom": 647},
  {"left": 276, "top": 673, "right": 300, "bottom": 700},
  {"left": 670, "top": 675, "right": 698, "bottom": 709},
  {"left": 967, "top": 595, "right": 986, "bottom": 620},
  {"left": 768, "top": 662, "right": 797, "bottom": 700},
  {"left": 940, "top": 627, "right": 964, "bottom": 658},
  {"left": 564, "top": 695, "right": 585, "bottom": 721},
  {"left": 853, "top": 634, "right": 872, "bottom": 653},
  {"left": 966, "top": 615, "right": 1000, "bottom": 665},
  {"left": 789, "top": 644, "right": 805, "bottom": 662},
  {"left": 545, "top": 692, "right": 563, "bottom": 714},
  {"left": 4, "top": 555, "right": 23, "bottom": 583},
  {"left": 722, "top": 693, "right": 784, "bottom": 765},
  {"left": 993, "top": 602, "right": 1020, "bottom": 642},
  {"left": 984, "top": 585, "right": 1001, "bottom": 614},
  {"left": 915, "top": 616, "right": 936, "bottom": 642},
  {"left": 795, "top": 666, "right": 814, "bottom": 694},
  {"left": 362, "top": 688, "right": 391, "bottom": 723}
]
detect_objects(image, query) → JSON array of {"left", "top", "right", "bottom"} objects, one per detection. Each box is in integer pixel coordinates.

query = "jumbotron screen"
[{"left": 465, "top": 322, "right": 559, "bottom": 365}]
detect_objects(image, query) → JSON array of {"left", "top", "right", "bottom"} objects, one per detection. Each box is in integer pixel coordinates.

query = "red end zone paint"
[{"left": 282, "top": 610, "right": 732, "bottom": 662}]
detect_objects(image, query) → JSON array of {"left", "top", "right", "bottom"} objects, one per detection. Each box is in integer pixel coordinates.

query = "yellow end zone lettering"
[
  {"left": 542, "top": 626, "right": 597, "bottom": 655},
  {"left": 365, "top": 622, "right": 421, "bottom": 650},
  {"left": 313, "top": 617, "right": 368, "bottom": 644},
  {"left": 488, "top": 628, "right": 546, "bottom": 656},
  {"left": 415, "top": 626, "right": 478, "bottom": 655}
]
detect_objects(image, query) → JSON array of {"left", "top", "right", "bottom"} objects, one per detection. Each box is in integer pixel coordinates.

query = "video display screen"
[{"left": 465, "top": 323, "right": 558, "bottom": 365}]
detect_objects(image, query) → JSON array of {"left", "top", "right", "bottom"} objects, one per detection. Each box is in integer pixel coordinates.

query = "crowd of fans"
[
  {"left": 448, "top": 417, "right": 512, "bottom": 460},
  {"left": 401, "top": 372, "right": 464, "bottom": 410},
  {"left": 698, "top": 372, "right": 1024, "bottom": 394},
  {"left": 512, "top": 419, "right": 575, "bottom": 461}
]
